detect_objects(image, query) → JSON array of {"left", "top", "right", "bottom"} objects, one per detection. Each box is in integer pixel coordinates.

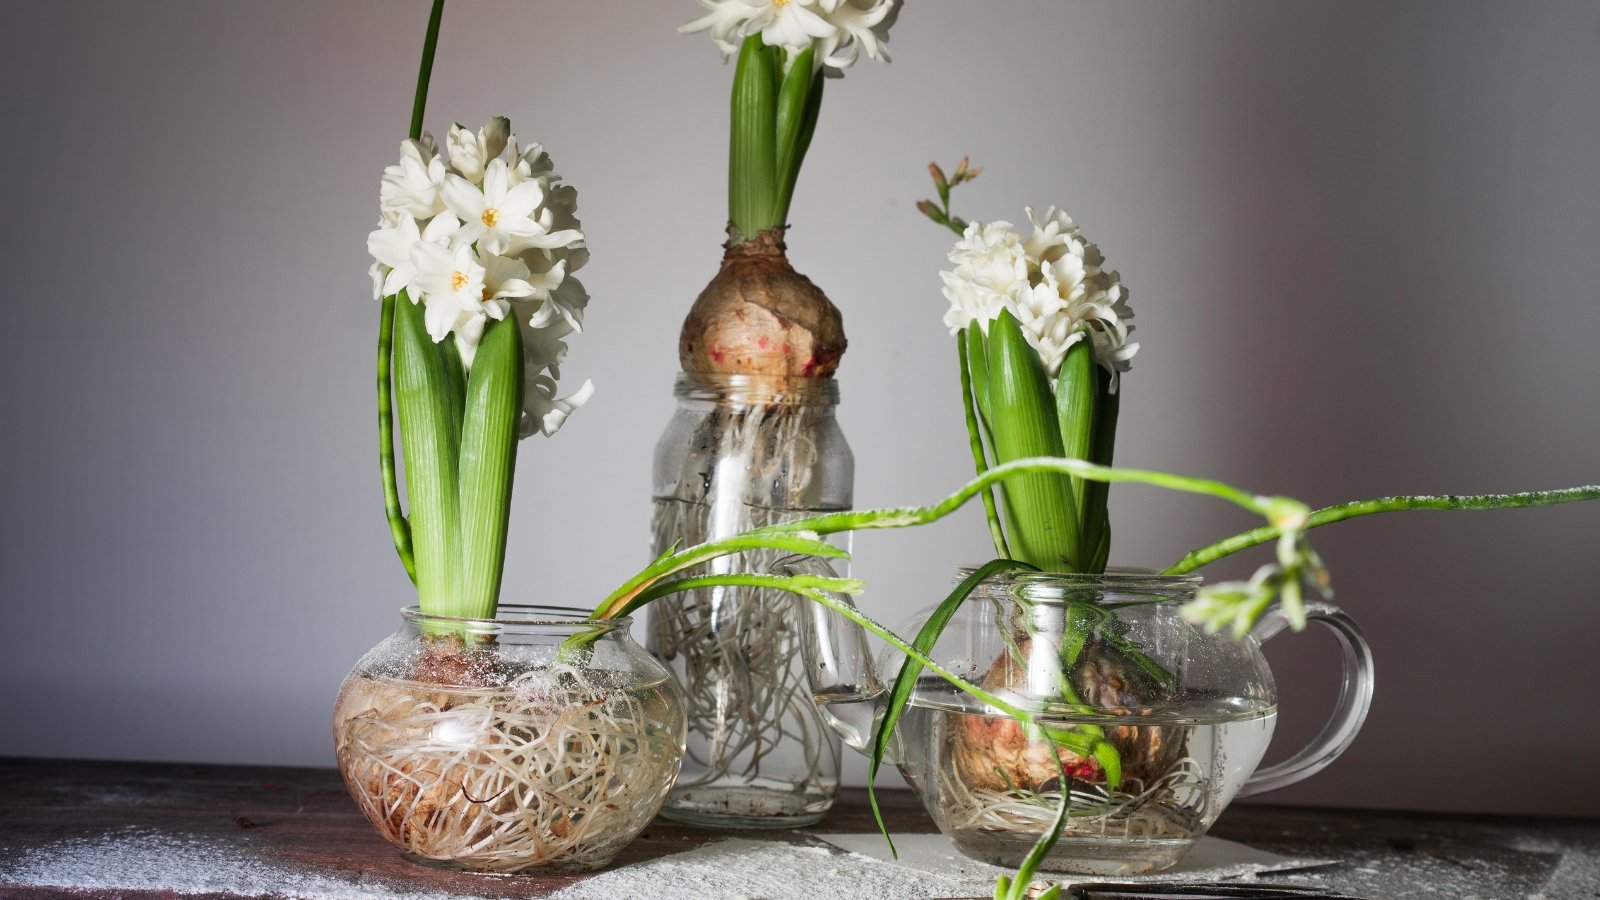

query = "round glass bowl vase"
[{"left": 333, "top": 605, "right": 686, "bottom": 874}]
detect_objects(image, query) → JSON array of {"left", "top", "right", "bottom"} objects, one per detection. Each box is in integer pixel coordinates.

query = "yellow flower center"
[
  {"left": 452, "top": 270, "right": 470, "bottom": 292},
  {"left": 774, "top": 0, "right": 789, "bottom": 5},
  {"left": 482, "top": 286, "right": 493, "bottom": 302},
  {"left": 481, "top": 208, "right": 499, "bottom": 228}
]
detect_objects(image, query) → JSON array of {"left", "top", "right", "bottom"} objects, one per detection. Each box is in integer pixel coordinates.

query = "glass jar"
[
  {"left": 803, "top": 567, "right": 1374, "bottom": 875},
  {"left": 333, "top": 605, "right": 686, "bottom": 874},
  {"left": 648, "top": 373, "right": 854, "bottom": 827}
]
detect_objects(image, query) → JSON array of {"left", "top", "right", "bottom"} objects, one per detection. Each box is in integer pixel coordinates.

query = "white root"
[
  {"left": 333, "top": 667, "right": 680, "bottom": 873},
  {"left": 650, "top": 398, "right": 837, "bottom": 808},
  {"left": 936, "top": 734, "right": 1209, "bottom": 844}
]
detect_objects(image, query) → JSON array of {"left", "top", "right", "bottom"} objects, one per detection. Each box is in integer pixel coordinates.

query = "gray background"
[{"left": 2, "top": 0, "right": 1596, "bottom": 816}]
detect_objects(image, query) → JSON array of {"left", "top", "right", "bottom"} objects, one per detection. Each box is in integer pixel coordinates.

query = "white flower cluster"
[
  {"left": 680, "top": 0, "right": 897, "bottom": 71},
  {"left": 941, "top": 208, "right": 1138, "bottom": 384},
  {"left": 368, "top": 118, "right": 593, "bottom": 438}
]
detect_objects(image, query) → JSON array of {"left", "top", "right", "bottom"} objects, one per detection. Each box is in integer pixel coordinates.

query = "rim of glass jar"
[
  {"left": 400, "top": 604, "right": 630, "bottom": 637},
  {"left": 953, "top": 565, "right": 1203, "bottom": 603},
  {"left": 673, "top": 371, "right": 839, "bottom": 406}
]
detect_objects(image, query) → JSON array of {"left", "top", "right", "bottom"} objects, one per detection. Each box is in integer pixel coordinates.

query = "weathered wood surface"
[{"left": 0, "top": 757, "right": 1595, "bottom": 898}]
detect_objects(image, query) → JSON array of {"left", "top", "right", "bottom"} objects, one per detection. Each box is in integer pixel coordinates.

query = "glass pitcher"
[{"left": 794, "top": 565, "right": 1374, "bottom": 875}]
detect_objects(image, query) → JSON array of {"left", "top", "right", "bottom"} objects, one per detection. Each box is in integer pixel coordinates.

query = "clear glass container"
[
  {"left": 333, "top": 605, "right": 686, "bottom": 874},
  {"left": 648, "top": 373, "right": 854, "bottom": 827},
  {"left": 800, "top": 567, "right": 1374, "bottom": 875}
]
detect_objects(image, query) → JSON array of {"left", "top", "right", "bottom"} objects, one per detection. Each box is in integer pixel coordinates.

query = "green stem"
[
  {"left": 594, "top": 531, "right": 848, "bottom": 620},
  {"left": 959, "top": 333, "right": 1009, "bottom": 559},
  {"left": 623, "top": 572, "right": 862, "bottom": 620},
  {"left": 378, "top": 0, "right": 447, "bottom": 581},
  {"left": 748, "top": 460, "right": 1274, "bottom": 543},
  {"left": 1164, "top": 486, "right": 1600, "bottom": 575},
  {"left": 409, "top": 0, "right": 445, "bottom": 143},
  {"left": 378, "top": 294, "right": 414, "bottom": 583}
]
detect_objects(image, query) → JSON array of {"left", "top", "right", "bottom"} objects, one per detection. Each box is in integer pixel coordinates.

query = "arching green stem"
[
  {"left": 378, "top": 0, "right": 447, "bottom": 582},
  {"left": 750, "top": 457, "right": 1279, "bottom": 539},
  {"left": 1164, "top": 485, "right": 1600, "bottom": 575},
  {"left": 409, "top": 0, "right": 445, "bottom": 142},
  {"left": 958, "top": 333, "right": 1009, "bottom": 558},
  {"left": 377, "top": 294, "right": 413, "bottom": 583}
]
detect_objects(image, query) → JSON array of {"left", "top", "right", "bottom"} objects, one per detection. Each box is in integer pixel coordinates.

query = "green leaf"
[
  {"left": 392, "top": 291, "right": 464, "bottom": 615},
  {"left": 456, "top": 317, "right": 523, "bottom": 620},
  {"left": 998, "top": 739, "right": 1073, "bottom": 900},
  {"left": 773, "top": 47, "right": 821, "bottom": 227},
  {"left": 1090, "top": 523, "right": 1112, "bottom": 574},
  {"left": 987, "top": 310, "right": 1079, "bottom": 571},
  {"left": 1081, "top": 365, "right": 1120, "bottom": 573},
  {"left": 1054, "top": 331, "right": 1096, "bottom": 555},
  {"left": 730, "top": 35, "right": 779, "bottom": 238},
  {"left": 868, "top": 559, "right": 1035, "bottom": 856}
]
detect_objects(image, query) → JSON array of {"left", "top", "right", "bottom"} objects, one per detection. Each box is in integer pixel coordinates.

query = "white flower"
[
  {"left": 680, "top": 0, "right": 753, "bottom": 55},
  {"left": 368, "top": 260, "right": 387, "bottom": 301},
  {"left": 680, "top": 0, "right": 897, "bottom": 72},
  {"left": 940, "top": 221, "right": 1026, "bottom": 333},
  {"left": 523, "top": 375, "right": 594, "bottom": 438},
  {"left": 940, "top": 210, "right": 1138, "bottom": 383},
  {"left": 441, "top": 159, "right": 548, "bottom": 256},
  {"left": 1021, "top": 206, "right": 1081, "bottom": 267},
  {"left": 747, "top": 0, "right": 837, "bottom": 52},
  {"left": 379, "top": 135, "right": 447, "bottom": 220},
  {"left": 815, "top": 0, "right": 895, "bottom": 69},
  {"left": 369, "top": 116, "right": 594, "bottom": 437},
  {"left": 410, "top": 240, "right": 490, "bottom": 343},
  {"left": 367, "top": 213, "right": 459, "bottom": 300},
  {"left": 445, "top": 118, "right": 513, "bottom": 184}
]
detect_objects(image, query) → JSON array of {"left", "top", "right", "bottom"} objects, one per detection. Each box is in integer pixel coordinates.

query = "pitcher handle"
[{"left": 1236, "top": 599, "right": 1375, "bottom": 798}]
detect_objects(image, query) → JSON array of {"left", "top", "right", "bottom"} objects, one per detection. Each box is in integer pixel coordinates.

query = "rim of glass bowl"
[
  {"left": 953, "top": 565, "right": 1204, "bottom": 603},
  {"left": 401, "top": 604, "right": 631, "bottom": 635}
]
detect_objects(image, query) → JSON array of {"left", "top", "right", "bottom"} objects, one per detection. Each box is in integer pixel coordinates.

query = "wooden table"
[{"left": 1, "top": 757, "right": 1595, "bottom": 898}]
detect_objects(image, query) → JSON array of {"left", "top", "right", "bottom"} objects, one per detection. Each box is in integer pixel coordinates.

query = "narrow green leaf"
[
  {"left": 1054, "top": 332, "right": 1096, "bottom": 553},
  {"left": 457, "top": 317, "right": 523, "bottom": 620},
  {"left": 392, "top": 291, "right": 463, "bottom": 615},
  {"left": 772, "top": 48, "right": 818, "bottom": 226},
  {"left": 1090, "top": 523, "right": 1112, "bottom": 574},
  {"left": 1001, "top": 740, "right": 1072, "bottom": 900},
  {"left": 1081, "top": 365, "right": 1120, "bottom": 573},
  {"left": 729, "top": 35, "right": 779, "bottom": 238},
  {"left": 987, "top": 311, "right": 1079, "bottom": 570},
  {"left": 965, "top": 326, "right": 992, "bottom": 426},
  {"left": 868, "top": 559, "right": 1035, "bottom": 855}
]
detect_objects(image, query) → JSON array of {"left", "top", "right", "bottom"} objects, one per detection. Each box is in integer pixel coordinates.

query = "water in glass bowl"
[{"left": 895, "top": 688, "right": 1276, "bottom": 875}]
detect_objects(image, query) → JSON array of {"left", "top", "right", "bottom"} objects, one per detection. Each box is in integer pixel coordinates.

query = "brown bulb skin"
[{"left": 679, "top": 226, "right": 846, "bottom": 378}]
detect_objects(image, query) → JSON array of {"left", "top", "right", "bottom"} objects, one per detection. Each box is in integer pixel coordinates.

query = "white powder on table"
[
  {"left": 0, "top": 827, "right": 495, "bottom": 900},
  {"left": 546, "top": 837, "right": 977, "bottom": 900}
]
